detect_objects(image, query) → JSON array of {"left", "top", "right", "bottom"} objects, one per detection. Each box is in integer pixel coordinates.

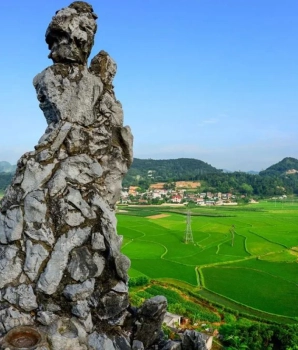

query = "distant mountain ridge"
[
  {"left": 259, "top": 157, "right": 298, "bottom": 177},
  {"left": 0, "top": 161, "right": 16, "bottom": 173},
  {"left": 1, "top": 158, "right": 298, "bottom": 195},
  {"left": 0, "top": 161, "right": 16, "bottom": 192}
]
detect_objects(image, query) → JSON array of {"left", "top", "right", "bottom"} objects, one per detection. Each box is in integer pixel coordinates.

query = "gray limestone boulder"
[
  {"left": 24, "top": 240, "right": 50, "bottom": 281},
  {"left": 0, "top": 245, "right": 22, "bottom": 289},
  {"left": 63, "top": 279, "right": 95, "bottom": 301},
  {"left": 46, "top": 2, "right": 97, "bottom": 65},
  {"left": 67, "top": 247, "right": 105, "bottom": 282},
  {"left": 181, "top": 330, "right": 208, "bottom": 350},
  {"left": 134, "top": 296, "right": 168, "bottom": 349},
  {"left": 161, "top": 341, "right": 182, "bottom": 350},
  {"left": 0, "top": 207, "right": 23, "bottom": 244},
  {"left": 37, "top": 227, "right": 91, "bottom": 294},
  {"left": 3, "top": 284, "right": 38, "bottom": 312},
  {"left": 88, "top": 332, "right": 116, "bottom": 350},
  {"left": 132, "top": 340, "right": 145, "bottom": 350}
]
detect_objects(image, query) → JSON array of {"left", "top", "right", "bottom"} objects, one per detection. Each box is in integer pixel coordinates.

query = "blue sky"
[{"left": 0, "top": 1, "right": 297, "bottom": 171}]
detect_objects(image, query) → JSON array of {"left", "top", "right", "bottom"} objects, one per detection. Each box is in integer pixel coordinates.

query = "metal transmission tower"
[
  {"left": 184, "top": 211, "right": 194, "bottom": 244},
  {"left": 230, "top": 225, "right": 235, "bottom": 247}
]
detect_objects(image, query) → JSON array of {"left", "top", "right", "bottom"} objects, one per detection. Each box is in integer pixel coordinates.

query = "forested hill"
[
  {"left": 0, "top": 161, "right": 15, "bottom": 191},
  {"left": 122, "top": 157, "right": 298, "bottom": 195},
  {"left": 259, "top": 157, "right": 298, "bottom": 176},
  {"left": 0, "top": 161, "right": 16, "bottom": 173},
  {"left": 123, "top": 158, "right": 220, "bottom": 186},
  {"left": 0, "top": 172, "right": 13, "bottom": 192}
]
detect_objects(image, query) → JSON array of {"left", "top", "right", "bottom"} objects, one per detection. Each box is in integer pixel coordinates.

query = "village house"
[
  {"left": 171, "top": 195, "right": 183, "bottom": 203},
  {"left": 152, "top": 191, "right": 162, "bottom": 199},
  {"left": 186, "top": 193, "right": 198, "bottom": 201},
  {"left": 163, "top": 312, "right": 182, "bottom": 328},
  {"left": 119, "top": 191, "right": 129, "bottom": 204},
  {"left": 151, "top": 189, "right": 168, "bottom": 198},
  {"left": 128, "top": 186, "right": 139, "bottom": 196},
  {"left": 222, "top": 193, "right": 232, "bottom": 200},
  {"left": 120, "top": 189, "right": 129, "bottom": 198}
]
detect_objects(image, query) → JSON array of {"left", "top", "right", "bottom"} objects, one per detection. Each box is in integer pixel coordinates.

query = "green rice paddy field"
[{"left": 118, "top": 201, "right": 298, "bottom": 320}]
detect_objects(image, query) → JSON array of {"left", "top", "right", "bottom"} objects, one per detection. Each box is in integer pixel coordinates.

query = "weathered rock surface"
[
  {"left": 0, "top": 2, "right": 178, "bottom": 349},
  {"left": 3, "top": 284, "right": 38, "bottom": 311},
  {"left": 133, "top": 296, "right": 168, "bottom": 349},
  {"left": 161, "top": 341, "right": 182, "bottom": 350},
  {"left": 0, "top": 245, "right": 22, "bottom": 288},
  {"left": 132, "top": 340, "right": 145, "bottom": 350},
  {"left": 181, "top": 330, "right": 209, "bottom": 350},
  {"left": 63, "top": 279, "right": 95, "bottom": 301}
]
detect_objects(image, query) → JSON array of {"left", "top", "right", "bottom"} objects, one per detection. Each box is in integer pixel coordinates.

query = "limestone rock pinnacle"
[{"left": 0, "top": 2, "right": 171, "bottom": 349}]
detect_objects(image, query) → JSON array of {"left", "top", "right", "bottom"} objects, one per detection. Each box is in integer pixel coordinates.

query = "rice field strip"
[
  {"left": 164, "top": 241, "right": 220, "bottom": 261},
  {"left": 236, "top": 231, "right": 251, "bottom": 255},
  {"left": 202, "top": 286, "right": 297, "bottom": 321},
  {"left": 196, "top": 267, "right": 204, "bottom": 287},
  {"left": 216, "top": 240, "right": 230, "bottom": 254},
  {"left": 121, "top": 239, "right": 134, "bottom": 249},
  {"left": 195, "top": 232, "right": 212, "bottom": 244},
  {"left": 212, "top": 266, "right": 298, "bottom": 286},
  {"left": 198, "top": 254, "right": 259, "bottom": 269},
  {"left": 199, "top": 234, "right": 229, "bottom": 250},
  {"left": 130, "top": 238, "right": 168, "bottom": 259},
  {"left": 120, "top": 227, "right": 146, "bottom": 239},
  {"left": 248, "top": 229, "right": 289, "bottom": 249},
  {"left": 166, "top": 249, "right": 205, "bottom": 261},
  {"left": 161, "top": 256, "right": 201, "bottom": 268}
]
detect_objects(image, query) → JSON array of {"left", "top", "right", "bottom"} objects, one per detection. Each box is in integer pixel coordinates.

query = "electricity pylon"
[
  {"left": 230, "top": 225, "right": 235, "bottom": 247},
  {"left": 184, "top": 211, "right": 194, "bottom": 244}
]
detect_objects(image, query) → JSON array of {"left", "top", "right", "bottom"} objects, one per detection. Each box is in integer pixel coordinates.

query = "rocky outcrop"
[
  {"left": 0, "top": 1, "right": 132, "bottom": 348},
  {"left": 134, "top": 296, "right": 168, "bottom": 349},
  {"left": 181, "top": 330, "right": 209, "bottom": 350},
  {"left": 0, "top": 2, "right": 182, "bottom": 350}
]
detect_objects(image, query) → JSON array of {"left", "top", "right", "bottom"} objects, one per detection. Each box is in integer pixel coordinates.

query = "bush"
[
  {"left": 128, "top": 276, "right": 150, "bottom": 287},
  {"left": 223, "top": 313, "right": 237, "bottom": 323}
]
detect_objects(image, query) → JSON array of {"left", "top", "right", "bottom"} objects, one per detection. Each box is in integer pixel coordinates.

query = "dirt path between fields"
[{"left": 146, "top": 214, "right": 170, "bottom": 219}]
